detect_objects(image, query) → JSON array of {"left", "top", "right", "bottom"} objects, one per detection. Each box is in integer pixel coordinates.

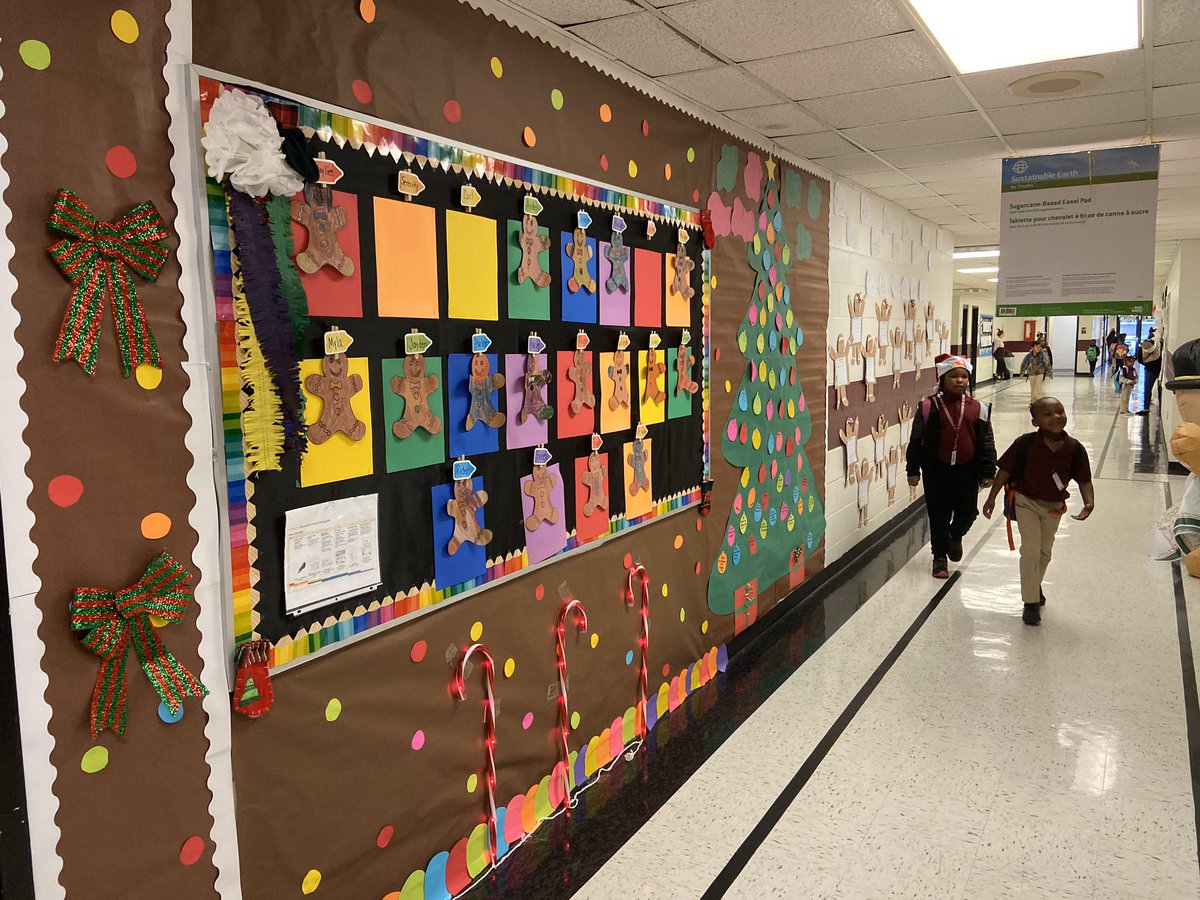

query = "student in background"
[
  {"left": 1137, "top": 330, "right": 1162, "bottom": 416},
  {"left": 993, "top": 329, "right": 1010, "bottom": 381},
  {"left": 1085, "top": 343, "right": 1100, "bottom": 375},
  {"left": 1117, "top": 354, "right": 1138, "bottom": 415},
  {"left": 1020, "top": 341, "right": 1053, "bottom": 402}
]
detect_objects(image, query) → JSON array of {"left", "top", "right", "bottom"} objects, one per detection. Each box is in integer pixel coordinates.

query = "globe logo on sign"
[{"left": 1012, "top": 159, "right": 1029, "bottom": 174}]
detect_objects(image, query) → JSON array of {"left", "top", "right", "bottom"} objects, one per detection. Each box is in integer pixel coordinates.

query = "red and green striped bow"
[
  {"left": 69, "top": 551, "right": 208, "bottom": 738},
  {"left": 47, "top": 189, "right": 171, "bottom": 377}
]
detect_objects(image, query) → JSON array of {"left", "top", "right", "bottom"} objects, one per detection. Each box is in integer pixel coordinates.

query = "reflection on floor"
[{"left": 491, "top": 373, "right": 1197, "bottom": 899}]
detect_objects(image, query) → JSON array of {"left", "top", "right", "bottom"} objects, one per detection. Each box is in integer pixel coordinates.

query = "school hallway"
[{"left": 483, "top": 372, "right": 1199, "bottom": 899}]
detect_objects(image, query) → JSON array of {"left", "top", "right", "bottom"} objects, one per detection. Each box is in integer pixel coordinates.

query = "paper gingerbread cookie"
[
  {"left": 676, "top": 339, "right": 699, "bottom": 396},
  {"left": 565, "top": 227, "right": 596, "bottom": 293},
  {"left": 516, "top": 213, "right": 552, "bottom": 288},
  {"left": 465, "top": 353, "right": 506, "bottom": 431},
  {"left": 523, "top": 464, "right": 560, "bottom": 531},
  {"left": 568, "top": 350, "right": 595, "bottom": 414},
  {"left": 447, "top": 479, "right": 493, "bottom": 556},
  {"left": 627, "top": 437, "right": 650, "bottom": 496},
  {"left": 306, "top": 351, "right": 366, "bottom": 444},
  {"left": 291, "top": 184, "right": 355, "bottom": 276},
  {"left": 391, "top": 354, "right": 442, "bottom": 440},
  {"left": 608, "top": 348, "right": 631, "bottom": 410},
  {"left": 642, "top": 347, "right": 666, "bottom": 406},
  {"left": 581, "top": 450, "right": 608, "bottom": 515},
  {"left": 519, "top": 354, "right": 554, "bottom": 424},
  {"left": 604, "top": 229, "right": 630, "bottom": 294},
  {"left": 671, "top": 243, "right": 695, "bottom": 302}
]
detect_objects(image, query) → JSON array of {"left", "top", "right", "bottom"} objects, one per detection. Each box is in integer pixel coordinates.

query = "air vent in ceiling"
[{"left": 1008, "top": 70, "right": 1104, "bottom": 99}]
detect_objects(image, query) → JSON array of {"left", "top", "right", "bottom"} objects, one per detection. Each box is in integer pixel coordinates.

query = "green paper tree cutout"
[{"left": 708, "top": 162, "right": 826, "bottom": 615}]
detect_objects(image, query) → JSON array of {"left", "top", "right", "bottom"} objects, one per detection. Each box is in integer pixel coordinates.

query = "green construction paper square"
[
  {"left": 666, "top": 347, "right": 694, "bottom": 420},
  {"left": 382, "top": 356, "right": 446, "bottom": 473},
  {"left": 506, "top": 219, "right": 551, "bottom": 320}
]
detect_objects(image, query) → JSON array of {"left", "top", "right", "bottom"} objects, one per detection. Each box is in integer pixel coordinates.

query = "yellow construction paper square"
[
  {"left": 599, "top": 351, "right": 631, "bottom": 434},
  {"left": 637, "top": 350, "right": 666, "bottom": 425},
  {"left": 299, "top": 357, "right": 374, "bottom": 487},
  {"left": 623, "top": 438, "right": 653, "bottom": 519},
  {"left": 446, "top": 210, "right": 498, "bottom": 320},
  {"left": 665, "top": 252, "right": 692, "bottom": 327}
]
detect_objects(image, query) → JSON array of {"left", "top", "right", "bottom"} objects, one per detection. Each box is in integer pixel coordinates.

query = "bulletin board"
[{"left": 198, "top": 77, "right": 709, "bottom": 667}]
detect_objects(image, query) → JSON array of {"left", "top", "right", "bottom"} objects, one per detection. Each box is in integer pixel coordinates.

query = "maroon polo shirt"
[
  {"left": 997, "top": 432, "right": 1092, "bottom": 503},
  {"left": 934, "top": 394, "right": 978, "bottom": 465}
]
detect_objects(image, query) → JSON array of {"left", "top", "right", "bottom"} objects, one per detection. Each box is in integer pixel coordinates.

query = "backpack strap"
[
  {"left": 1009, "top": 432, "right": 1035, "bottom": 487},
  {"left": 977, "top": 400, "right": 991, "bottom": 422}
]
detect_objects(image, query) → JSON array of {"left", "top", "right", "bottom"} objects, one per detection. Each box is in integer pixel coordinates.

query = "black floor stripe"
[
  {"left": 700, "top": 570, "right": 962, "bottom": 899},
  {"left": 1093, "top": 404, "right": 1122, "bottom": 480}
]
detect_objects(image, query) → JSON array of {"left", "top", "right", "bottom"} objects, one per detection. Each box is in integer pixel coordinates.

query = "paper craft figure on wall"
[
  {"left": 839, "top": 416, "right": 859, "bottom": 486},
  {"left": 231, "top": 639, "right": 274, "bottom": 719},
  {"left": 628, "top": 435, "right": 650, "bottom": 495},
  {"left": 447, "top": 475, "right": 493, "bottom": 555},
  {"left": 581, "top": 441, "right": 609, "bottom": 515},
  {"left": 523, "top": 461, "right": 561, "bottom": 531},
  {"left": 672, "top": 240, "right": 696, "bottom": 302},
  {"left": 676, "top": 335, "right": 699, "bottom": 396},
  {"left": 517, "top": 213, "right": 553, "bottom": 288},
  {"left": 568, "top": 348, "right": 595, "bottom": 413},
  {"left": 938, "top": 320, "right": 951, "bottom": 356},
  {"left": 519, "top": 350, "right": 554, "bottom": 424},
  {"left": 829, "top": 334, "right": 850, "bottom": 409},
  {"left": 608, "top": 347, "right": 631, "bottom": 410},
  {"left": 391, "top": 351, "right": 442, "bottom": 439},
  {"left": 870, "top": 415, "right": 888, "bottom": 480},
  {"left": 902, "top": 299, "right": 917, "bottom": 360},
  {"left": 643, "top": 344, "right": 666, "bottom": 405},
  {"left": 465, "top": 352, "right": 506, "bottom": 430},
  {"left": 604, "top": 224, "right": 630, "bottom": 294},
  {"left": 914, "top": 330, "right": 926, "bottom": 370},
  {"left": 848, "top": 293, "right": 866, "bottom": 354},
  {"left": 292, "top": 183, "right": 355, "bottom": 276},
  {"left": 306, "top": 339, "right": 366, "bottom": 444},
  {"left": 860, "top": 334, "right": 878, "bottom": 402},
  {"left": 891, "top": 326, "right": 904, "bottom": 389},
  {"left": 899, "top": 400, "right": 914, "bottom": 452},
  {"left": 857, "top": 459, "right": 873, "bottom": 527},
  {"left": 565, "top": 227, "right": 596, "bottom": 293},
  {"left": 886, "top": 445, "right": 900, "bottom": 504},
  {"left": 876, "top": 298, "right": 892, "bottom": 354},
  {"left": 924, "top": 301, "right": 936, "bottom": 353}
]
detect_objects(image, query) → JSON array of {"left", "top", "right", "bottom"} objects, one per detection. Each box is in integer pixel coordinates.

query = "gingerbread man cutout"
[
  {"left": 516, "top": 214, "right": 552, "bottom": 288},
  {"left": 581, "top": 451, "right": 608, "bottom": 515},
  {"left": 391, "top": 354, "right": 442, "bottom": 440},
  {"left": 519, "top": 354, "right": 554, "bottom": 424},
  {"left": 523, "top": 465, "right": 560, "bottom": 531},
  {"left": 642, "top": 347, "right": 666, "bottom": 406},
  {"left": 604, "top": 230, "right": 630, "bottom": 294},
  {"left": 568, "top": 350, "right": 595, "bottom": 414},
  {"left": 671, "top": 244, "right": 695, "bottom": 301},
  {"left": 465, "top": 353, "right": 506, "bottom": 431},
  {"left": 676, "top": 341, "right": 698, "bottom": 396},
  {"left": 608, "top": 349, "right": 631, "bottom": 410},
  {"left": 291, "top": 184, "right": 355, "bottom": 276},
  {"left": 447, "top": 479, "right": 493, "bottom": 556},
  {"left": 565, "top": 227, "right": 595, "bottom": 293},
  {"left": 305, "top": 352, "right": 366, "bottom": 444},
  {"left": 627, "top": 437, "right": 650, "bottom": 495}
]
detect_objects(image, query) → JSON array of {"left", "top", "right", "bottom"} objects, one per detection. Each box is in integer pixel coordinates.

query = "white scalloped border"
[{"left": 0, "top": 62, "right": 66, "bottom": 900}]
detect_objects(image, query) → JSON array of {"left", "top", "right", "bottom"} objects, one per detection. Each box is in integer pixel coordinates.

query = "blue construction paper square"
[
  {"left": 561, "top": 231, "right": 598, "bottom": 323},
  {"left": 432, "top": 477, "right": 488, "bottom": 589},
  {"left": 447, "top": 353, "right": 502, "bottom": 458}
]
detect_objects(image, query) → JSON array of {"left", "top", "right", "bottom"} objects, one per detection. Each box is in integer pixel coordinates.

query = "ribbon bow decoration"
[
  {"left": 47, "top": 189, "right": 171, "bottom": 377},
  {"left": 69, "top": 551, "right": 208, "bottom": 738}
]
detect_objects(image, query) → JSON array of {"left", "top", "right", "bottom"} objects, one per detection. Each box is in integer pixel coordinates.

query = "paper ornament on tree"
[
  {"left": 306, "top": 335, "right": 366, "bottom": 444},
  {"left": 523, "top": 462, "right": 561, "bottom": 531},
  {"left": 292, "top": 184, "right": 355, "bottom": 276},
  {"left": 447, "top": 476, "right": 493, "bottom": 555}
]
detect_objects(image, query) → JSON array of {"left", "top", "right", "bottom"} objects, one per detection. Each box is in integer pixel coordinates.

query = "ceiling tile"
[
  {"left": 570, "top": 12, "right": 718, "bottom": 76},
  {"left": 743, "top": 32, "right": 947, "bottom": 100},
  {"left": 1155, "top": 84, "right": 1200, "bottom": 120},
  {"left": 1159, "top": 185, "right": 1200, "bottom": 198},
  {"left": 897, "top": 195, "right": 956, "bottom": 211},
  {"left": 777, "top": 130, "right": 864, "bottom": 158},
  {"left": 1159, "top": 138, "right": 1200, "bottom": 160},
  {"left": 873, "top": 183, "right": 939, "bottom": 200},
  {"left": 803, "top": 79, "right": 971, "bottom": 129},
  {"left": 507, "top": 0, "right": 640, "bottom": 26},
  {"left": 877, "top": 138, "right": 1007, "bottom": 168},
  {"left": 806, "top": 152, "right": 892, "bottom": 175},
  {"left": 1005, "top": 122, "right": 1148, "bottom": 153},
  {"left": 667, "top": 0, "right": 910, "bottom": 63},
  {"left": 914, "top": 176, "right": 996, "bottom": 194},
  {"left": 1154, "top": 114, "right": 1200, "bottom": 140},
  {"left": 657, "top": 65, "right": 779, "bottom": 110},
  {"left": 1160, "top": 156, "right": 1200, "bottom": 175},
  {"left": 724, "top": 102, "right": 827, "bottom": 136},
  {"left": 849, "top": 170, "right": 917, "bottom": 188},
  {"left": 1155, "top": 0, "right": 1200, "bottom": 46},
  {"left": 1156, "top": 41, "right": 1200, "bottom": 87},
  {"left": 844, "top": 112, "right": 994, "bottom": 151},
  {"left": 960, "top": 50, "right": 1143, "bottom": 110},
  {"left": 1161, "top": 171, "right": 1200, "bottom": 187},
  {"left": 902, "top": 159, "right": 1002, "bottom": 183},
  {"left": 988, "top": 91, "right": 1144, "bottom": 135}
]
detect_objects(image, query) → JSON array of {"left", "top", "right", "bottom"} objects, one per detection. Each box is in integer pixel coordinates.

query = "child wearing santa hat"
[{"left": 906, "top": 355, "right": 997, "bottom": 579}]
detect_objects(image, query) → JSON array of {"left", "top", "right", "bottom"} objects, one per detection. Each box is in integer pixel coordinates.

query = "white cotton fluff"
[{"left": 201, "top": 89, "right": 304, "bottom": 198}]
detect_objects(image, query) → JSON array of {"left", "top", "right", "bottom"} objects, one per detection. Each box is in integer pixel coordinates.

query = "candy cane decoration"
[
  {"left": 556, "top": 595, "right": 588, "bottom": 807},
  {"left": 453, "top": 643, "right": 498, "bottom": 864},
  {"left": 626, "top": 564, "right": 651, "bottom": 737}
]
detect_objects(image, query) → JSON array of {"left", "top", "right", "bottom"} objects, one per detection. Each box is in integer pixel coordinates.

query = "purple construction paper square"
[
  {"left": 504, "top": 353, "right": 551, "bottom": 449},
  {"left": 520, "top": 462, "right": 568, "bottom": 565}
]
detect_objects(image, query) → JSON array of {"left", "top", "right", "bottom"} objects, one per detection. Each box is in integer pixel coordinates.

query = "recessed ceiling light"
[
  {"left": 1009, "top": 70, "right": 1104, "bottom": 98},
  {"left": 906, "top": 0, "right": 1140, "bottom": 74},
  {"left": 986, "top": 278, "right": 999, "bottom": 283},
  {"left": 953, "top": 249, "right": 1000, "bottom": 259},
  {"left": 957, "top": 266, "right": 1000, "bottom": 274}
]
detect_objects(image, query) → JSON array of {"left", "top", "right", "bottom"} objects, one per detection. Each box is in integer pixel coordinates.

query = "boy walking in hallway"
[
  {"left": 982, "top": 397, "right": 1095, "bottom": 625},
  {"left": 1020, "top": 340, "right": 1053, "bottom": 401}
]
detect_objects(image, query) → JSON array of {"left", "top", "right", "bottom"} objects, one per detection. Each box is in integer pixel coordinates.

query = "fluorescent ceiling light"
[
  {"left": 906, "top": 0, "right": 1140, "bottom": 74},
  {"left": 987, "top": 278, "right": 999, "bottom": 283},
  {"left": 957, "top": 266, "right": 1000, "bottom": 274},
  {"left": 953, "top": 249, "right": 1000, "bottom": 259}
]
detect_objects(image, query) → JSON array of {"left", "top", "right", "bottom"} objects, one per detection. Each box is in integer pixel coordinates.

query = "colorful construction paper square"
[
  {"left": 447, "top": 353, "right": 501, "bottom": 458},
  {"left": 382, "top": 356, "right": 445, "bottom": 472},
  {"left": 574, "top": 453, "right": 610, "bottom": 544},
  {"left": 374, "top": 198, "right": 438, "bottom": 317},
  {"left": 520, "top": 463, "right": 568, "bottom": 565},
  {"left": 598, "top": 351, "right": 631, "bottom": 434},
  {"left": 622, "top": 438, "right": 653, "bottom": 519},
  {"left": 432, "top": 477, "right": 488, "bottom": 588},
  {"left": 633, "top": 248, "right": 662, "bottom": 328},
  {"left": 299, "top": 356, "right": 373, "bottom": 487},
  {"left": 555, "top": 350, "right": 595, "bottom": 438},
  {"left": 666, "top": 347, "right": 694, "bottom": 420},
  {"left": 665, "top": 252, "right": 693, "bottom": 327},
  {"left": 637, "top": 350, "right": 666, "bottom": 425},
  {"left": 293, "top": 189, "right": 362, "bottom": 318},
  {"left": 504, "top": 353, "right": 550, "bottom": 449},
  {"left": 506, "top": 219, "right": 551, "bottom": 320},
  {"left": 447, "top": 211, "right": 498, "bottom": 320},
  {"left": 598, "top": 240, "right": 630, "bottom": 326},
  {"left": 561, "top": 231, "right": 598, "bottom": 323}
]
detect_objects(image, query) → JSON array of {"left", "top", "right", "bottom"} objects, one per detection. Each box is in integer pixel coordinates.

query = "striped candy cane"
[
  {"left": 626, "top": 564, "right": 651, "bottom": 737},
  {"left": 556, "top": 596, "right": 588, "bottom": 808},
  {"left": 453, "top": 643, "right": 498, "bottom": 864}
]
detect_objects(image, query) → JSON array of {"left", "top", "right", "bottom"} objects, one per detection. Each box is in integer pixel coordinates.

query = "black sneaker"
[
  {"left": 1039, "top": 589, "right": 1046, "bottom": 607},
  {"left": 1022, "top": 604, "right": 1041, "bottom": 626},
  {"left": 932, "top": 556, "right": 950, "bottom": 579},
  {"left": 948, "top": 538, "right": 963, "bottom": 562}
]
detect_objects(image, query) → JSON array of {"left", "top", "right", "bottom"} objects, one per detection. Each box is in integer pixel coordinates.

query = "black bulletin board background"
[{"left": 245, "top": 132, "right": 705, "bottom": 644}]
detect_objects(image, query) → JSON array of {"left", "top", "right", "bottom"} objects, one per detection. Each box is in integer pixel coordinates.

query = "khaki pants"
[
  {"left": 1119, "top": 382, "right": 1133, "bottom": 411},
  {"left": 1028, "top": 373, "right": 1045, "bottom": 401},
  {"left": 1014, "top": 492, "right": 1065, "bottom": 605}
]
